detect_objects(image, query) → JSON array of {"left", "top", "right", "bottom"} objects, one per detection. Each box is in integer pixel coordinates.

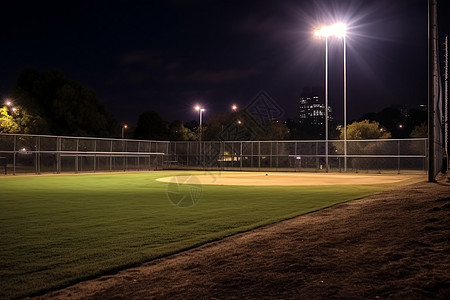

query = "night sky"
[{"left": 1, "top": 0, "right": 449, "bottom": 126}]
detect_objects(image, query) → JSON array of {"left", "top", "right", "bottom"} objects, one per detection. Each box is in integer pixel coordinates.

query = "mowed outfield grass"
[{"left": 0, "top": 171, "right": 410, "bottom": 298}]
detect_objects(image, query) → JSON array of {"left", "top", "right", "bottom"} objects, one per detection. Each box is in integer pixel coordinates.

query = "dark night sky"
[{"left": 1, "top": 0, "right": 449, "bottom": 126}]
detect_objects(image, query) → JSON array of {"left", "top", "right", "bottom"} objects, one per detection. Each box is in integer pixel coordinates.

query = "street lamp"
[
  {"left": 121, "top": 124, "right": 128, "bottom": 139},
  {"left": 232, "top": 104, "right": 238, "bottom": 111},
  {"left": 4, "top": 99, "right": 18, "bottom": 115},
  {"left": 194, "top": 105, "right": 205, "bottom": 140},
  {"left": 314, "top": 22, "right": 347, "bottom": 172},
  {"left": 195, "top": 105, "right": 205, "bottom": 168}
]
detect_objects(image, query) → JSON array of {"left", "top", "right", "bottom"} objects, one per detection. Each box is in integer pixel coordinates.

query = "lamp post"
[
  {"left": 315, "top": 26, "right": 331, "bottom": 172},
  {"left": 195, "top": 106, "right": 205, "bottom": 167},
  {"left": 315, "top": 23, "right": 347, "bottom": 173},
  {"left": 343, "top": 32, "right": 347, "bottom": 172},
  {"left": 194, "top": 105, "right": 205, "bottom": 140},
  {"left": 333, "top": 23, "right": 347, "bottom": 172},
  {"left": 121, "top": 124, "right": 128, "bottom": 139}
]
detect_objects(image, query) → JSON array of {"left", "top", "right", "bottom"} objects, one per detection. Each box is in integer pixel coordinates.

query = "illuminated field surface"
[{"left": 0, "top": 171, "right": 421, "bottom": 298}]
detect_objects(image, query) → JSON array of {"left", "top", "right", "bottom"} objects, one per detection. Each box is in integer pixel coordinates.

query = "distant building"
[{"left": 299, "top": 86, "right": 332, "bottom": 125}]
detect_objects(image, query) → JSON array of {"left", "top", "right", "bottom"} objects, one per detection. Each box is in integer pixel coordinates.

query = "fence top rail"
[
  {"left": 1, "top": 133, "right": 427, "bottom": 144},
  {"left": 171, "top": 138, "right": 428, "bottom": 143},
  {"left": 0, "top": 133, "right": 170, "bottom": 144}
]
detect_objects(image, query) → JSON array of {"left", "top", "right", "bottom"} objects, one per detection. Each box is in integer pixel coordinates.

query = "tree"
[
  {"left": 410, "top": 122, "right": 427, "bottom": 138},
  {"left": 10, "top": 69, "right": 118, "bottom": 137},
  {"left": 0, "top": 107, "right": 20, "bottom": 133},
  {"left": 168, "top": 120, "right": 196, "bottom": 141},
  {"left": 341, "top": 120, "right": 391, "bottom": 140},
  {"left": 134, "top": 111, "right": 168, "bottom": 140},
  {"left": 261, "top": 120, "right": 290, "bottom": 140},
  {"left": 0, "top": 105, "right": 45, "bottom": 133}
]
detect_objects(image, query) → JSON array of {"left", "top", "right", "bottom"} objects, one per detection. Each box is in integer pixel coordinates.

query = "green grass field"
[{"left": 0, "top": 171, "right": 412, "bottom": 299}]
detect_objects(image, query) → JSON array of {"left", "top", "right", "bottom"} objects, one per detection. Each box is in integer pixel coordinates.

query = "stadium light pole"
[
  {"left": 331, "top": 23, "right": 347, "bottom": 172},
  {"left": 315, "top": 26, "right": 331, "bottom": 172},
  {"left": 315, "top": 23, "right": 347, "bottom": 173}
]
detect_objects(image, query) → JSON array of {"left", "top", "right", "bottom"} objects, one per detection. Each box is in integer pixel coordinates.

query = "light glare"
[{"left": 314, "top": 23, "right": 346, "bottom": 38}]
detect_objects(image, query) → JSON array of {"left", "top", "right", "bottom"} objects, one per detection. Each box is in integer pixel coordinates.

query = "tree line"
[{"left": 1, "top": 69, "right": 427, "bottom": 140}]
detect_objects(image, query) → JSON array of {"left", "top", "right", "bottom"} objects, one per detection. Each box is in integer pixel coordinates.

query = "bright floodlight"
[
  {"left": 5, "top": 100, "right": 12, "bottom": 106},
  {"left": 232, "top": 104, "right": 238, "bottom": 111},
  {"left": 332, "top": 23, "right": 346, "bottom": 38},
  {"left": 314, "top": 25, "right": 332, "bottom": 37},
  {"left": 314, "top": 23, "right": 346, "bottom": 38}
]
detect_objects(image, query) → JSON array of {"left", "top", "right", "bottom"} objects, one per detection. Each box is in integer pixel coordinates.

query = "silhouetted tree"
[
  {"left": 10, "top": 69, "right": 118, "bottom": 136},
  {"left": 134, "top": 111, "right": 168, "bottom": 140},
  {"left": 410, "top": 122, "right": 427, "bottom": 138},
  {"left": 260, "top": 120, "right": 290, "bottom": 140}
]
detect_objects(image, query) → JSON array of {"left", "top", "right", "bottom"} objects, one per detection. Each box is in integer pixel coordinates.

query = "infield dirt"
[
  {"left": 35, "top": 173, "right": 450, "bottom": 299},
  {"left": 156, "top": 172, "right": 422, "bottom": 186}
]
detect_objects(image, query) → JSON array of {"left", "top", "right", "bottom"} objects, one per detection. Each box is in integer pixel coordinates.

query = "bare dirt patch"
[{"left": 35, "top": 174, "right": 450, "bottom": 299}]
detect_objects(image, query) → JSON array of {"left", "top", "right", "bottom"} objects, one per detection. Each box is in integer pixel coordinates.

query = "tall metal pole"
[
  {"left": 445, "top": 35, "right": 449, "bottom": 171},
  {"left": 325, "top": 36, "right": 329, "bottom": 172},
  {"left": 199, "top": 109, "right": 203, "bottom": 168},
  {"left": 199, "top": 109, "right": 203, "bottom": 137},
  {"left": 343, "top": 35, "right": 347, "bottom": 172},
  {"left": 428, "top": 0, "right": 437, "bottom": 182}
]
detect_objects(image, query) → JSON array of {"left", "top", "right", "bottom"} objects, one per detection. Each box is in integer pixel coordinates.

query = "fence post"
[
  {"left": 240, "top": 142, "right": 243, "bottom": 171},
  {"left": 13, "top": 135, "right": 16, "bottom": 175},
  {"left": 258, "top": 141, "right": 261, "bottom": 171},
  {"left": 397, "top": 140, "right": 400, "bottom": 174},
  {"left": 36, "top": 136, "right": 41, "bottom": 174},
  {"left": 109, "top": 140, "right": 112, "bottom": 171},
  {"left": 76, "top": 139, "right": 79, "bottom": 173},
  {"left": 93, "top": 140, "right": 97, "bottom": 173},
  {"left": 57, "top": 136, "right": 61, "bottom": 174}
]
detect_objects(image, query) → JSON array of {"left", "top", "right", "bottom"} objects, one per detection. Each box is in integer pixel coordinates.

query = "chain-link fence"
[
  {"left": 167, "top": 139, "right": 428, "bottom": 174},
  {"left": 0, "top": 133, "right": 169, "bottom": 175},
  {"left": 0, "top": 134, "right": 428, "bottom": 175}
]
